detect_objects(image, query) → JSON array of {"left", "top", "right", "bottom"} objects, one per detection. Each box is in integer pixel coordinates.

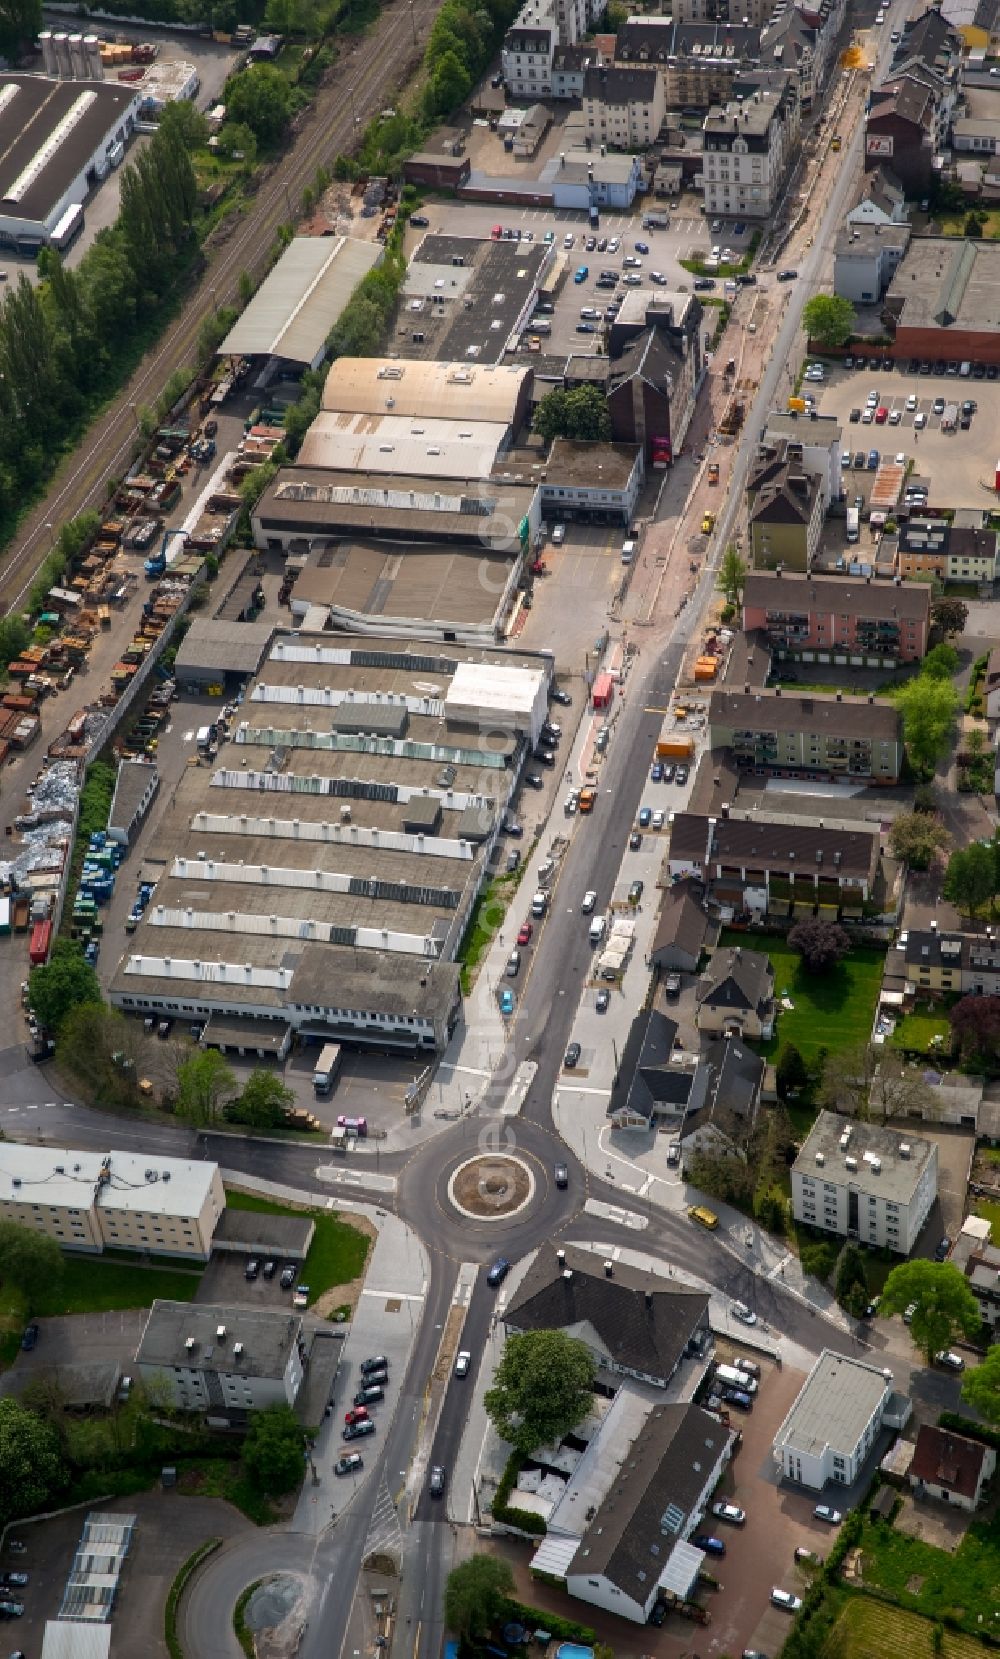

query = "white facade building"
[
  {"left": 791, "top": 1112, "right": 938, "bottom": 1255},
  {"left": 773, "top": 1349, "right": 899, "bottom": 1489},
  {"left": 702, "top": 80, "right": 799, "bottom": 220},
  {"left": 136, "top": 1300, "right": 306, "bottom": 1422},
  {"left": 582, "top": 64, "right": 666, "bottom": 151}
]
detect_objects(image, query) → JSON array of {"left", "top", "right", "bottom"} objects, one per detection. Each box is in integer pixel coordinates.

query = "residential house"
[
  {"left": 903, "top": 927, "right": 1000, "bottom": 996},
  {"left": 773, "top": 1348, "right": 908, "bottom": 1488},
  {"left": 761, "top": 4, "right": 821, "bottom": 108},
  {"left": 607, "top": 295, "right": 704, "bottom": 463},
  {"left": 834, "top": 221, "right": 912, "bottom": 304},
  {"left": 761, "top": 411, "right": 843, "bottom": 505},
  {"left": 791, "top": 1112, "right": 938, "bottom": 1255},
  {"left": 959, "top": 1228, "right": 1000, "bottom": 1329},
  {"left": 504, "top": 1243, "right": 712, "bottom": 1388},
  {"left": 671, "top": 0, "right": 775, "bottom": 25},
  {"left": 552, "top": 146, "right": 644, "bottom": 209},
  {"left": 945, "top": 0, "right": 1000, "bottom": 54},
  {"left": 582, "top": 64, "right": 665, "bottom": 149},
  {"left": 845, "top": 166, "right": 909, "bottom": 228},
  {"left": 865, "top": 77, "right": 939, "bottom": 194},
  {"left": 607, "top": 1008, "right": 702, "bottom": 1130},
  {"left": 615, "top": 18, "right": 760, "bottom": 110},
  {"left": 953, "top": 114, "right": 1000, "bottom": 153},
  {"left": 895, "top": 516, "right": 999, "bottom": 584},
  {"left": 562, "top": 1402, "right": 734, "bottom": 1623},
  {"left": 649, "top": 879, "right": 710, "bottom": 973},
  {"left": 502, "top": 8, "right": 557, "bottom": 96},
  {"left": 909, "top": 1424, "right": 996, "bottom": 1510},
  {"left": 708, "top": 687, "right": 905, "bottom": 782},
  {"left": 695, "top": 944, "right": 775, "bottom": 1038},
  {"left": 893, "top": 8, "right": 963, "bottom": 89},
  {"left": 666, "top": 810, "right": 881, "bottom": 918},
  {"left": 552, "top": 42, "right": 593, "bottom": 96},
  {"left": 135, "top": 1300, "right": 307, "bottom": 1424},
  {"left": 741, "top": 569, "right": 931, "bottom": 664},
  {"left": 680, "top": 1036, "right": 764, "bottom": 1162},
  {"left": 542, "top": 440, "right": 644, "bottom": 525},
  {"left": 702, "top": 77, "right": 800, "bottom": 219},
  {"left": 747, "top": 442, "right": 825, "bottom": 571}
]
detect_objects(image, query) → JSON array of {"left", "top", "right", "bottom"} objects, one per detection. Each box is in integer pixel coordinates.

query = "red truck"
[{"left": 29, "top": 919, "right": 52, "bottom": 966}]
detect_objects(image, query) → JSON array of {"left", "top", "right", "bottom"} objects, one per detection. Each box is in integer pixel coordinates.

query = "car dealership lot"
[{"left": 808, "top": 360, "right": 998, "bottom": 509}]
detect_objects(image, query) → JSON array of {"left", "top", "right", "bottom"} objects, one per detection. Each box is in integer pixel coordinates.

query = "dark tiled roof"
[
  {"left": 671, "top": 810, "right": 880, "bottom": 884},
  {"left": 608, "top": 1007, "right": 696, "bottom": 1124},
  {"left": 697, "top": 945, "right": 773, "bottom": 1014},
  {"left": 650, "top": 881, "right": 710, "bottom": 964},
  {"left": 505, "top": 1244, "right": 709, "bottom": 1382},
  {"left": 709, "top": 686, "right": 901, "bottom": 742},
  {"left": 743, "top": 569, "right": 930, "bottom": 623},
  {"left": 567, "top": 1403, "right": 730, "bottom": 1598},
  {"left": 910, "top": 1424, "right": 989, "bottom": 1499},
  {"left": 583, "top": 63, "right": 660, "bottom": 101}
]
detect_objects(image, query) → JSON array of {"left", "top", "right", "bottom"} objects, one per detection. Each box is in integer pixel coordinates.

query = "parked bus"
[{"left": 50, "top": 203, "right": 84, "bottom": 255}]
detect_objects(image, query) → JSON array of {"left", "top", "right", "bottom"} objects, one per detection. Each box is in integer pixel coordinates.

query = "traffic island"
[{"left": 448, "top": 1153, "right": 535, "bottom": 1220}]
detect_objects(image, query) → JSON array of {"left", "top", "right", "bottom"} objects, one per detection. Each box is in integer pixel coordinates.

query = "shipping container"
[
  {"left": 13, "top": 895, "right": 30, "bottom": 932},
  {"left": 29, "top": 918, "right": 52, "bottom": 966},
  {"left": 656, "top": 734, "right": 695, "bottom": 759},
  {"left": 592, "top": 671, "right": 614, "bottom": 710}
]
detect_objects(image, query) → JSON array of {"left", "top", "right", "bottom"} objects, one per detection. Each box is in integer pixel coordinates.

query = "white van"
[
  {"left": 716, "top": 1362, "right": 758, "bottom": 1394},
  {"left": 621, "top": 539, "right": 637, "bottom": 564},
  {"left": 588, "top": 913, "right": 606, "bottom": 945}
]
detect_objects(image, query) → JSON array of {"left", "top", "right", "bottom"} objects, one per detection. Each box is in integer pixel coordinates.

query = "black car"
[
  {"left": 525, "top": 772, "right": 544, "bottom": 789},
  {"left": 280, "top": 1266, "right": 296, "bottom": 1289},
  {"left": 596, "top": 990, "right": 610, "bottom": 1013},
  {"left": 20, "top": 1325, "right": 38, "bottom": 1352},
  {"left": 776, "top": 268, "right": 797, "bottom": 281},
  {"left": 649, "top": 1602, "right": 668, "bottom": 1627},
  {"left": 989, "top": 364, "right": 1000, "bottom": 379},
  {"left": 629, "top": 830, "right": 643, "bottom": 850},
  {"left": 934, "top": 1236, "right": 952, "bottom": 1261},
  {"left": 409, "top": 214, "right": 430, "bottom": 227},
  {"left": 362, "top": 1368, "right": 389, "bottom": 1388},
  {"left": 628, "top": 879, "right": 644, "bottom": 904},
  {"left": 487, "top": 1257, "right": 511, "bottom": 1288},
  {"left": 354, "top": 1384, "right": 385, "bottom": 1406},
  {"left": 564, "top": 1042, "right": 581, "bottom": 1068},
  {"left": 675, "top": 764, "right": 689, "bottom": 785},
  {"left": 429, "top": 1465, "right": 447, "bottom": 1497},
  {"left": 554, "top": 1163, "right": 569, "bottom": 1189},
  {"left": 551, "top": 688, "right": 572, "bottom": 706},
  {"left": 0, "top": 1603, "right": 24, "bottom": 1619},
  {"left": 0, "top": 1575, "right": 27, "bottom": 1590},
  {"left": 361, "top": 1355, "right": 389, "bottom": 1374},
  {"left": 849, "top": 408, "right": 861, "bottom": 423},
  {"left": 262, "top": 1260, "right": 276, "bottom": 1279},
  {"left": 693, "top": 277, "right": 715, "bottom": 292},
  {"left": 343, "top": 1419, "right": 376, "bottom": 1441},
  {"left": 735, "top": 273, "right": 756, "bottom": 287}
]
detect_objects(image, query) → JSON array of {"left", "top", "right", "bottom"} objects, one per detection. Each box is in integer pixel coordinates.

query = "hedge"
[
  {"left": 491, "top": 1449, "right": 546, "bottom": 1535},
  {"left": 165, "top": 1538, "right": 222, "bottom": 1659},
  {"left": 938, "top": 1411, "right": 1000, "bottom": 1450}
]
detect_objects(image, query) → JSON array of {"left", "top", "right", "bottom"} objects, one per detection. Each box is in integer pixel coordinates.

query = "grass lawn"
[
  {"left": 824, "top": 1592, "right": 990, "bottom": 1659},
  {"left": 859, "top": 1515, "right": 1000, "bottom": 1634},
  {"left": 973, "top": 1197, "right": 1000, "bottom": 1243},
  {"left": 891, "top": 1004, "right": 953, "bottom": 1057},
  {"left": 718, "top": 929, "right": 885, "bottom": 1063},
  {"left": 32, "top": 1255, "right": 202, "bottom": 1319},
  {"left": 457, "top": 866, "right": 525, "bottom": 994},
  {"left": 225, "top": 1189, "right": 370, "bottom": 1305}
]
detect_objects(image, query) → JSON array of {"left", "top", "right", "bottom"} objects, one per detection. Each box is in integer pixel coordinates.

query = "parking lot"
[
  {"left": 195, "top": 1253, "right": 308, "bottom": 1309},
  {"left": 807, "top": 358, "right": 1000, "bottom": 509}
]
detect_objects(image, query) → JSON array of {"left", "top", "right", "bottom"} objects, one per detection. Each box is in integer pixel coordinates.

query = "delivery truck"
[
  {"left": 313, "top": 1042, "right": 343, "bottom": 1096},
  {"left": 846, "top": 506, "right": 860, "bottom": 543}
]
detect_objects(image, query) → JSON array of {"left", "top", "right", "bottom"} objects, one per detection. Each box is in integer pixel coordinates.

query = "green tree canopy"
[
  {"left": 242, "top": 1403, "right": 307, "bottom": 1495},
  {"left": 158, "top": 99, "right": 210, "bottom": 151},
  {"left": 787, "top": 918, "right": 850, "bottom": 973},
  {"left": 943, "top": 842, "right": 996, "bottom": 918},
  {"left": 484, "top": 1329, "right": 596, "bottom": 1453},
  {"left": 423, "top": 47, "right": 474, "bottom": 118},
  {"left": 802, "top": 293, "right": 855, "bottom": 349},
  {"left": 533, "top": 385, "right": 613, "bottom": 444},
  {"left": 0, "top": 1219, "right": 63, "bottom": 1305},
  {"left": 175, "top": 1048, "right": 237, "bottom": 1127},
  {"left": 922, "top": 642, "right": 960, "bottom": 680},
  {"left": 834, "top": 1243, "right": 869, "bottom": 1318},
  {"left": 0, "top": 1397, "right": 66, "bottom": 1525},
  {"left": 896, "top": 674, "right": 959, "bottom": 774},
  {"left": 0, "top": 0, "right": 42, "bottom": 65},
  {"left": 879, "top": 1260, "right": 981, "bottom": 1364},
  {"left": 215, "top": 122, "right": 258, "bottom": 167},
  {"left": 225, "top": 64, "right": 292, "bottom": 147},
  {"left": 775, "top": 1042, "right": 809, "bottom": 1100},
  {"left": 931, "top": 598, "right": 968, "bottom": 636},
  {"left": 961, "top": 1345, "right": 1000, "bottom": 1423},
  {"left": 889, "top": 811, "right": 952, "bottom": 871},
  {"left": 228, "top": 1069, "right": 295, "bottom": 1131},
  {"left": 717, "top": 544, "right": 748, "bottom": 608},
  {"left": 28, "top": 941, "right": 101, "bottom": 1035},
  {"left": 444, "top": 1555, "right": 514, "bottom": 1638}
]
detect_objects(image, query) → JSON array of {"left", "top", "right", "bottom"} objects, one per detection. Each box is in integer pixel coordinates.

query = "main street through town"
[{"left": 1, "top": 12, "right": 925, "bottom": 1655}]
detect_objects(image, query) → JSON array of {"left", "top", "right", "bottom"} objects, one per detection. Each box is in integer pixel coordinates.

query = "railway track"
[{"left": 0, "top": 0, "right": 441, "bottom": 613}]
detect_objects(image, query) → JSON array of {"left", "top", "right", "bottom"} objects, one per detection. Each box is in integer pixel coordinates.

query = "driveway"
[
  {"left": 912, "top": 1124, "right": 975, "bottom": 1250},
  {"left": 1, "top": 1309, "right": 147, "bottom": 1405}
]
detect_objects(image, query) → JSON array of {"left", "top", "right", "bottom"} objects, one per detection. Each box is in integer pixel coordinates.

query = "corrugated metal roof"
[
  {"left": 220, "top": 236, "right": 382, "bottom": 364},
  {"left": 42, "top": 1624, "right": 112, "bottom": 1659}
]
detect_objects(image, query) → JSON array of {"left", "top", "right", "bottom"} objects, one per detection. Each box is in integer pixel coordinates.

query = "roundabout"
[{"left": 447, "top": 1151, "right": 535, "bottom": 1221}]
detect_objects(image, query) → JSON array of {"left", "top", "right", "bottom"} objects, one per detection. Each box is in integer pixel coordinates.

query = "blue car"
[
  {"left": 500, "top": 988, "right": 515, "bottom": 1016},
  {"left": 867, "top": 448, "right": 880, "bottom": 469},
  {"left": 692, "top": 1534, "right": 726, "bottom": 1557},
  {"left": 733, "top": 220, "right": 747, "bottom": 235},
  {"left": 638, "top": 806, "right": 652, "bottom": 827},
  {"left": 651, "top": 761, "right": 664, "bottom": 781},
  {"left": 574, "top": 265, "right": 589, "bottom": 283},
  {"left": 635, "top": 239, "right": 649, "bottom": 254}
]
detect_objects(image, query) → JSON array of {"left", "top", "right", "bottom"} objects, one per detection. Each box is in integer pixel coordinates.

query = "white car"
[
  {"left": 454, "top": 1351, "right": 471, "bottom": 1378},
  {"left": 563, "top": 232, "right": 575, "bottom": 248},
  {"left": 732, "top": 1300, "right": 757, "bottom": 1326},
  {"left": 936, "top": 1350, "right": 965, "bottom": 1371},
  {"left": 652, "top": 810, "right": 665, "bottom": 829},
  {"left": 622, "top": 273, "right": 641, "bottom": 286},
  {"left": 861, "top": 408, "right": 874, "bottom": 423},
  {"left": 771, "top": 1589, "right": 803, "bottom": 1612},
  {"left": 889, "top": 408, "right": 902, "bottom": 424},
  {"left": 711, "top": 1501, "right": 746, "bottom": 1525},
  {"left": 804, "top": 367, "right": 824, "bottom": 382},
  {"left": 905, "top": 392, "right": 918, "bottom": 410},
  {"left": 565, "top": 793, "right": 578, "bottom": 815},
  {"left": 581, "top": 890, "right": 597, "bottom": 914},
  {"left": 551, "top": 523, "right": 566, "bottom": 545},
  {"left": 914, "top": 411, "right": 928, "bottom": 429},
  {"left": 866, "top": 390, "right": 879, "bottom": 407},
  {"left": 608, "top": 236, "right": 621, "bottom": 252},
  {"left": 813, "top": 1505, "right": 842, "bottom": 1524}
]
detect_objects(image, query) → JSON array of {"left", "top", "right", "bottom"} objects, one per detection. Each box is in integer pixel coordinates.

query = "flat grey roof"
[
  {"left": 887, "top": 236, "right": 1000, "bottom": 335},
  {"left": 174, "top": 618, "right": 275, "bottom": 677},
  {"left": 774, "top": 1348, "right": 892, "bottom": 1460},
  {"left": 290, "top": 538, "right": 512, "bottom": 628},
  {"left": 397, "top": 235, "right": 551, "bottom": 364},
  {"left": 547, "top": 438, "right": 641, "bottom": 491},
  {"left": 0, "top": 74, "right": 137, "bottom": 227},
  {"left": 793, "top": 1109, "right": 935, "bottom": 1203},
  {"left": 219, "top": 236, "right": 382, "bottom": 364},
  {"left": 256, "top": 468, "right": 535, "bottom": 547},
  {"left": 213, "top": 1208, "right": 314, "bottom": 1255},
  {"left": 136, "top": 1299, "right": 302, "bottom": 1380}
]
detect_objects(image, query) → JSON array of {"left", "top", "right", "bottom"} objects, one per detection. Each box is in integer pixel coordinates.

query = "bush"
[{"left": 491, "top": 1449, "right": 547, "bottom": 1534}]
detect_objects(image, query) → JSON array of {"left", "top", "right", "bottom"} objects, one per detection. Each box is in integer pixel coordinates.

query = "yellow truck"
[{"left": 656, "top": 735, "right": 695, "bottom": 760}]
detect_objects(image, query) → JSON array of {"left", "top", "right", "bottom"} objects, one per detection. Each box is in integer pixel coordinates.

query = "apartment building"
[
  {"left": 747, "top": 453, "right": 825, "bottom": 572},
  {"left": 0, "top": 1145, "right": 225, "bottom": 1258},
  {"left": 502, "top": 6, "right": 557, "bottom": 95},
  {"left": 761, "top": 411, "right": 843, "bottom": 505},
  {"left": 671, "top": 0, "right": 775, "bottom": 25},
  {"left": 614, "top": 18, "right": 760, "bottom": 110},
  {"left": 834, "top": 222, "right": 911, "bottom": 306},
  {"left": 774, "top": 1349, "right": 902, "bottom": 1489},
  {"left": 896, "top": 517, "right": 999, "bottom": 585},
  {"left": 667, "top": 810, "right": 880, "bottom": 918},
  {"left": 135, "top": 1301, "right": 306, "bottom": 1424},
  {"left": 582, "top": 64, "right": 665, "bottom": 150},
  {"left": 903, "top": 927, "right": 1000, "bottom": 996},
  {"left": 742, "top": 569, "right": 931, "bottom": 664},
  {"left": 702, "top": 77, "right": 799, "bottom": 219},
  {"left": 709, "top": 687, "right": 904, "bottom": 782},
  {"left": 607, "top": 291, "right": 704, "bottom": 464},
  {"left": 695, "top": 944, "right": 775, "bottom": 1038},
  {"left": 791, "top": 1112, "right": 938, "bottom": 1255}
]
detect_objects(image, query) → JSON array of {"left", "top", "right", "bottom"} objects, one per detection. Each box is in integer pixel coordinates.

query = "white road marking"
[{"left": 360, "top": 1288, "right": 425, "bottom": 1302}]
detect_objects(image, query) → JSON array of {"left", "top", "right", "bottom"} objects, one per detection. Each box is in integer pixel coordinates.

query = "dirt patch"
[
  {"left": 433, "top": 1304, "right": 468, "bottom": 1384},
  {"left": 313, "top": 1211, "right": 378, "bottom": 1322},
  {"left": 452, "top": 1155, "right": 531, "bottom": 1217}
]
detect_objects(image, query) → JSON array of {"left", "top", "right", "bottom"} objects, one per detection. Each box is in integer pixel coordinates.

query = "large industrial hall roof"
[{"left": 218, "top": 236, "right": 382, "bottom": 364}]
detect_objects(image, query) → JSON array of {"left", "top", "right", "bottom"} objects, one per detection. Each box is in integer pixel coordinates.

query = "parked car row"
[
  {"left": 244, "top": 1257, "right": 302, "bottom": 1293},
  {"left": 334, "top": 1355, "right": 391, "bottom": 1472}
]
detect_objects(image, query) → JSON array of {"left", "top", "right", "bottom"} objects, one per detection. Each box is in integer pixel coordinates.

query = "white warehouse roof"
[
  {"left": 298, "top": 411, "right": 508, "bottom": 479},
  {"left": 321, "top": 358, "right": 531, "bottom": 424},
  {"left": 219, "top": 236, "right": 382, "bottom": 365},
  {"left": 444, "top": 660, "right": 546, "bottom": 719}
]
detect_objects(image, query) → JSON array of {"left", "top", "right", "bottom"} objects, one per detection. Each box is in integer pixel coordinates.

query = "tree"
[
  {"left": 174, "top": 1048, "right": 237, "bottom": 1127},
  {"left": 879, "top": 1260, "right": 981, "bottom": 1364},
  {"left": 922, "top": 642, "right": 960, "bottom": 681},
  {"left": 802, "top": 293, "right": 855, "bottom": 349},
  {"left": 57, "top": 1002, "right": 141, "bottom": 1101},
  {"left": 444, "top": 1556, "right": 514, "bottom": 1639},
  {"left": 242, "top": 1403, "right": 306, "bottom": 1495},
  {"left": 0, "top": 1397, "right": 65, "bottom": 1524},
  {"left": 788, "top": 918, "right": 850, "bottom": 973},
  {"left": 533, "top": 385, "right": 613, "bottom": 443},
  {"left": 943, "top": 843, "right": 996, "bottom": 918},
  {"left": 717, "top": 543, "right": 747, "bottom": 608},
  {"left": 961, "top": 1345, "right": 1000, "bottom": 1423},
  {"left": 484, "top": 1329, "right": 596, "bottom": 1453},
  {"left": 834, "top": 1244, "right": 869, "bottom": 1318},
  {"left": 228, "top": 1069, "right": 295, "bottom": 1131},
  {"left": 949, "top": 993, "right": 1000, "bottom": 1062},
  {"left": 0, "top": 0, "right": 42, "bottom": 64},
  {"left": 158, "top": 99, "right": 209, "bottom": 151},
  {"left": 215, "top": 122, "right": 258, "bottom": 167},
  {"left": 423, "top": 47, "right": 473, "bottom": 117},
  {"left": 819, "top": 1045, "right": 934, "bottom": 1121},
  {"left": 775, "top": 1042, "right": 809, "bottom": 1100},
  {"left": 0, "top": 1220, "right": 63, "bottom": 1305},
  {"left": 896, "top": 674, "right": 959, "bottom": 774},
  {"left": 28, "top": 941, "right": 101, "bottom": 1035},
  {"left": 931, "top": 597, "right": 968, "bottom": 637},
  {"left": 225, "top": 64, "right": 292, "bottom": 147},
  {"left": 889, "top": 811, "right": 952, "bottom": 871}
]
